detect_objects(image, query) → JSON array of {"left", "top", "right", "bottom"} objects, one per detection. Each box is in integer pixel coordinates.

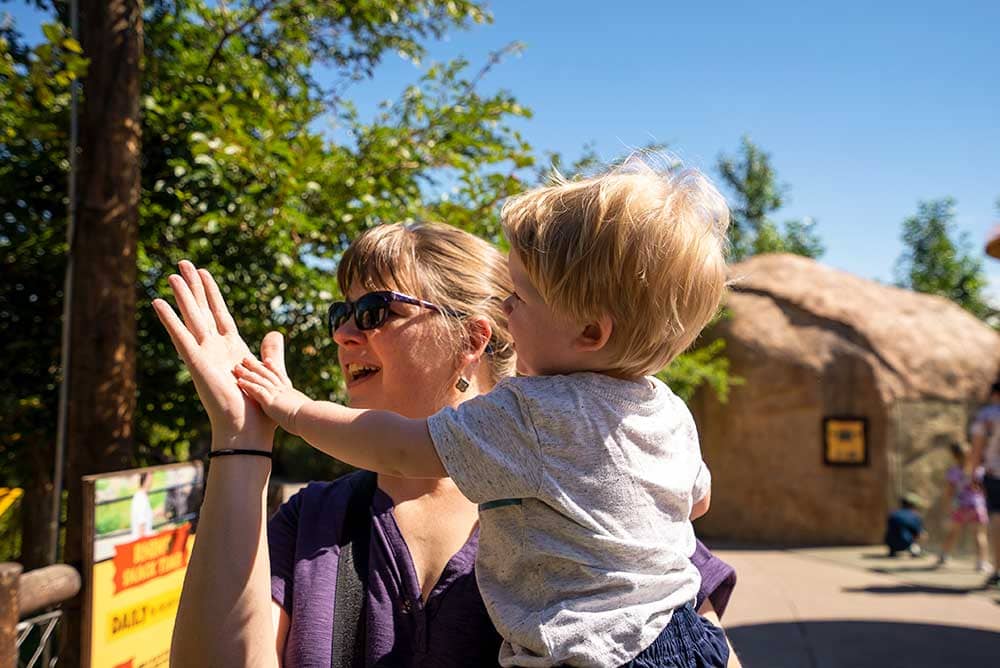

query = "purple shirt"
[
  {"left": 692, "top": 540, "right": 737, "bottom": 617},
  {"left": 269, "top": 475, "right": 737, "bottom": 667},
  {"left": 269, "top": 477, "right": 501, "bottom": 667}
]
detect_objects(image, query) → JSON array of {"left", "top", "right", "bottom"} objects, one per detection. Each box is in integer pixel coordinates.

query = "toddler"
[{"left": 236, "top": 157, "right": 731, "bottom": 667}]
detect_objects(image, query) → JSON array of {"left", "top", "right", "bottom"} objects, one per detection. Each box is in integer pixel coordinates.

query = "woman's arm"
[
  {"left": 155, "top": 261, "right": 284, "bottom": 667},
  {"left": 172, "top": 447, "right": 279, "bottom": 668},
  {"left": 273, "top": 602, "right": 290, "bottom": 666}
]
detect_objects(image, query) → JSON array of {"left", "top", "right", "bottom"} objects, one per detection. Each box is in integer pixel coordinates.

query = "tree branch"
[{"left": 204, "top": 0, "right": 281, "bottom": 75}]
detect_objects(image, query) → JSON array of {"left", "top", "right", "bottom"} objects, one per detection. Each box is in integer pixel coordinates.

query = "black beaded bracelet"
[{"left": 207, "top": 448, "right": 273, "bottom": 460}]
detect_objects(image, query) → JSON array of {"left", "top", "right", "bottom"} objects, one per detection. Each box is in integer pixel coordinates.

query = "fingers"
[
  {"left": 237, "top": 356, "right": 283, "bottom": 386},
  {"left": 168, "top": 273, "right": 211, "bottom": 342},
  {"left": 260, "top": 331, "right": 291, "bottom": 382},
  {"left": 179, "top": 260, "right": 210, "bottom": 310},
  {"left": 179, "top": 260, "right": 217, "bottom": 335},
  {"left": 199, "top": 268, "right": 239, "bottom": 336},
  {"left": 233, "top": 358, "right": 283, "bottom": 408},
  {"left": 235, "top": 375, "right": 269, "bottom": 405},
  {"left": 234, "top": 366, "right": 270, "bottom": 389},
  {"left": 152, "top": 298, "right": 198, "bottom": 364}
]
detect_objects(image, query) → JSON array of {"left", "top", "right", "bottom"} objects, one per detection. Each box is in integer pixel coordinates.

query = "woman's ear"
[
  {"left": 573, "top": 314, "right": 613, "bottom": 353},
  {"left": 463, "top": 316, "right": 493, "bottom": 363}
]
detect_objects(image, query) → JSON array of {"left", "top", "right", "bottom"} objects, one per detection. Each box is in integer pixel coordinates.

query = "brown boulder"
[{"left": 691, "top": 253, "right": 1000, "bottom": 545}]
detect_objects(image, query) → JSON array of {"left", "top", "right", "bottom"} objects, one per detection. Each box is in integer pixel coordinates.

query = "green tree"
[
  {"left": 2, "top": 0, "right": 534, "bottom": 569},
  {"left": 0, "top": 20, "right": 87, "bottom": 567},
  {"left": 2, "top": 0, "right": 742, "bottom": 588},
  {"left": 717, "top": 135, "right": 824, "bottom": 261},
  {"left": 894, "top": 198, "right": 994, "bottom": 320}
]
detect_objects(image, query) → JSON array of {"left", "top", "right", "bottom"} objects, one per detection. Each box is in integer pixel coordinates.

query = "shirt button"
[{"left": 401, "top": 599, "right": 413, "bottom": 614}]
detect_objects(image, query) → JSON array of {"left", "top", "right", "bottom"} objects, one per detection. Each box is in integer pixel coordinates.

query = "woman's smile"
[{"left": 344, "top": 362, "right": 381, "bottom": 386}]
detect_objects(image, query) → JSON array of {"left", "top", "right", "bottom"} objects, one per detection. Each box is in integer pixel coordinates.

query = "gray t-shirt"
[{"left": 428, "top": 372, "right": 710, "bottom": 667}]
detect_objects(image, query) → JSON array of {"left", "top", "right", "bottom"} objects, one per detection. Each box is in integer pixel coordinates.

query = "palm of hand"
[
  {"left": 153, "top": 261, "right": 278, "bottom": 443},
  {"left": 192, "top": 327, "right": 273, "bottom": 436}
]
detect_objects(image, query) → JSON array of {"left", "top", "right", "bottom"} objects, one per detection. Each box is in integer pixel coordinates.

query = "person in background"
[
  {"left": 935, "top": 441, "right": 990, "bottom": 572},
  {"left": 129, "top": 472, "right": 154, "bottom": 539},
  {"left": 969, "top": 380, "right": 1000, "bottom": 588},
  {"left": 885, "top": 492, "right": 926, "bottom": 558}
]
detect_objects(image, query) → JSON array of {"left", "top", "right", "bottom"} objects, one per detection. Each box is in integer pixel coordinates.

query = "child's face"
[{"left": 503, "top": 251, "right": 586, "bottom": 376}]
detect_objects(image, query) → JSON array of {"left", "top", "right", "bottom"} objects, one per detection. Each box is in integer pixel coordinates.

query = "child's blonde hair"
[{"left": 501, "top": 155, "right": 730, "bottom": 377}]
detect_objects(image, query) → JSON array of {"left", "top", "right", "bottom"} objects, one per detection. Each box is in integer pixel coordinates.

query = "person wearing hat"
[{"left": 885, "top": 492, "right": 927, "bottom": 557}]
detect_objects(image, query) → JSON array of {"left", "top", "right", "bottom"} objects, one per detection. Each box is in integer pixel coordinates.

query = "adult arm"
[
  {"left": 970, "top": 431, "right": 987, "bottom": 475},
  {"left": 156, "top": 261, "right": 283, "bottom": 668}
]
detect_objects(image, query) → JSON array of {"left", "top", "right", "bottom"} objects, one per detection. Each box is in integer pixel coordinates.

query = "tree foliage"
[
  {"left": 717, "top": 135, "right": 824, "bottom": 261},
  {"left": 2, "top": 0, "right": 737, "bottom": 509},
  {"left": 894, "top": 198, "right": 994, "bottom": 321},
  {"left": 3, "top": 0, "right": 534, "bottom": 487},
  {"left": 0, "top": 20, "right": 86, "bottom": 500}
]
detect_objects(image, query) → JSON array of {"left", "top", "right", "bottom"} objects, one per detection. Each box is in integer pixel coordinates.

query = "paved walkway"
[{"left": 713, "top": 545, "right": 1000, "bottom": 667}]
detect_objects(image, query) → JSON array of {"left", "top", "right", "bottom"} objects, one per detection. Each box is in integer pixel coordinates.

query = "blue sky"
[{"left": 7, "top": 1, "right": 1000, "bottom": 292}]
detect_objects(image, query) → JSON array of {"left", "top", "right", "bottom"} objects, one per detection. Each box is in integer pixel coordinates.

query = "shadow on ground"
[{"left": 728, "top": 620, "right": 1000, "bottom": 668}]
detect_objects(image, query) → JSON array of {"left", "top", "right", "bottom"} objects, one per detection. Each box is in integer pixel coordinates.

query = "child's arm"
[
  {"left": 690, "top": 489, "right": 711, "bottom": 520},
  {"left": 234, "top": 355, "right": 446, "bottom": 478},
  {"left": 690, "top": 459, "right": 712, "bottom": 520}
]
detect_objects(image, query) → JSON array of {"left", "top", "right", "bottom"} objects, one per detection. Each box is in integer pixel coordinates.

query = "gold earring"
[{"left": 455, "top": 376, "right": 470, "bottom": 392}]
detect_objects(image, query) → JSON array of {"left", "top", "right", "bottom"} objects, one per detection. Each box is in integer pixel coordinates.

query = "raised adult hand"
[{"left": 152, "top": 260, "right": 276, "bottom": 446}]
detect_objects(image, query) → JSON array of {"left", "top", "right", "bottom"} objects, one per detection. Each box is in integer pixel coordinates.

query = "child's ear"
[{"left": 573, "top": 314, "right": 613, "bottom": 353}]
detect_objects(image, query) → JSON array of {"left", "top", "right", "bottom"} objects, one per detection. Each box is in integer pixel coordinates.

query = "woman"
[{"left": 156, "top": 222, "right": 737, "bottom": 667}]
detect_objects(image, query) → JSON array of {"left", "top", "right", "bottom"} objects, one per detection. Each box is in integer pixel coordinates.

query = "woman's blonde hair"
[
  {"left": 337, "top": 222, "right": 515, "bottom": 384},
  {"left": 502, "top": 155, "right": 730, "bottom": 377}
]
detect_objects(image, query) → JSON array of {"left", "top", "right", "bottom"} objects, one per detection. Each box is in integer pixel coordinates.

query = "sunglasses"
[{"left": 327, "top": 290, "right": 453, "bottom": 336}]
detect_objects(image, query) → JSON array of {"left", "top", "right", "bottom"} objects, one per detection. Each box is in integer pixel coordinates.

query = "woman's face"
[{"left": 334, "top": 283, "right": 463, "bottom": 418}]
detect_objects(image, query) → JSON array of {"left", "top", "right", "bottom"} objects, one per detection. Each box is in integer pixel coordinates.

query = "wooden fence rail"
[{"left": 0, "top": 562, "right": 81, "bottom": 668}]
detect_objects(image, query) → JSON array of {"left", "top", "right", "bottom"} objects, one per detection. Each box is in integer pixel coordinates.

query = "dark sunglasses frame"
[{"left": 327, "top": 290, "right": 454, "bottom": 336}]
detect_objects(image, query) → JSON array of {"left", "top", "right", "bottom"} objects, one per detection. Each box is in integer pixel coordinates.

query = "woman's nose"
[{"left": 332, "top": 315, "right": 365, "bottom": 346}]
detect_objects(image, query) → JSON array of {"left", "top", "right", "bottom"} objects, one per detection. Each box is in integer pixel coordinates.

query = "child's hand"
[{"left": 234, "top": 355, "right": 310, "bottom": 435}]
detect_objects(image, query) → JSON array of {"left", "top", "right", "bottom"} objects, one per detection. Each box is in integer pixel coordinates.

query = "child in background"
[
  {"left": 235, "top": 156, "right": 732, "bottom": 667},
  {"left": 936, "top": 441, "right": 991, "bottom": 572},
  {"left": 885, "top": 493, "right": 927, "bottom": 557}
]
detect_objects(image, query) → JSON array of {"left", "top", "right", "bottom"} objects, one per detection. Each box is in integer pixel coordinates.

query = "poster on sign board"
[{"left": 82, "top": 462, "right": 203, "bottom": 668}]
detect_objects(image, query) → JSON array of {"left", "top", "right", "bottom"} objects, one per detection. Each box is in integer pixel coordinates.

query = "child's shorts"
[
  {"left": 620, "top": 603, "right": 730, "bottom": 668},
  {"left": 951, "top": 505, "right": 988, "bottom": 525}
]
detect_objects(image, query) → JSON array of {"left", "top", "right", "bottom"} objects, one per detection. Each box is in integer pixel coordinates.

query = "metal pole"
[{"left": 50, "top": 0, "right": 80, "bottom": 566}]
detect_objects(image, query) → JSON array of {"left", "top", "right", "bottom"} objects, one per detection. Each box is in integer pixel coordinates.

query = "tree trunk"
[
  {"left": 61, "top": 1, "right": 143, "bottom": 665},
  {"left": 18, "top": 482, "right": 53, "bottom": 571}
]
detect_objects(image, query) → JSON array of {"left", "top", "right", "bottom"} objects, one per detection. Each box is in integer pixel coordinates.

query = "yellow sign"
[
  {"left": 83, "top": 463, "right": 203, "bottom": 668},
  {"left": 0, "top": 487, "right": 23, "bottom": 518},
  {"left": 824, "top": 418, "right": 867, "bottom": 465}
]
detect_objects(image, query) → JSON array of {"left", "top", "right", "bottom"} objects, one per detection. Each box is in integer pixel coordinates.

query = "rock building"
[{"left": 691, "top": 254, "right": 1000, "bottom": 545}]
